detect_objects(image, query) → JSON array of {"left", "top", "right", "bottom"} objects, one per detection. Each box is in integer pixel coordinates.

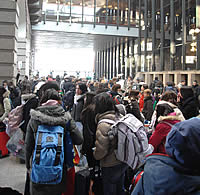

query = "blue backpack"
[{"left": 31, "top": 125, "right": 64, "bottom": 184}]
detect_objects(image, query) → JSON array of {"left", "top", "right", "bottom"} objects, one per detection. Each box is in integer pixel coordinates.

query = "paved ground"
[{"left": 0, "top": 155, "right": 26, "bottom": 194}]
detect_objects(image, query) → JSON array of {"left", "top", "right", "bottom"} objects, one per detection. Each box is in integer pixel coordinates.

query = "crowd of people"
[{"left": 0, "top": 73, "right": 200, "bottom": 195}]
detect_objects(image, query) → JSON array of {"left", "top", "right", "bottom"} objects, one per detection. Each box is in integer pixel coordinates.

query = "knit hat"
[{"left": 166, "top": 118, "right": 200, "bottom": 171}]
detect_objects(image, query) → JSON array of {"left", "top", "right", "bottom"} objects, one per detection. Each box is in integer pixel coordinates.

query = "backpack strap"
[
  {"left": 54, "top": 133, "right": 63, "bottom": 166},
  {"left": 160, "top": 121, "right": 173, "bottom": 128},
  {"left": 98, "top": 119, "right": 115, "bottom": 125},
  {"left": 35, "top": 132, "right": 43, "bottom": 164}
]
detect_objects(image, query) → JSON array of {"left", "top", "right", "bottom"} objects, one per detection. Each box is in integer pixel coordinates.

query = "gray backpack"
[{"left": 99, "top": 114, "right": 153, "bottom": 170}]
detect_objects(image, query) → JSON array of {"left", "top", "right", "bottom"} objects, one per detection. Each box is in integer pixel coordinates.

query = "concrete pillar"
[
  {"left": 188, "top": 73, "right": 196, "bottom": 86},
  {"left": 0, "top": 1, "right": 19, "bottom": 82},
  {"left": 174, "top": 74, "right": 182, "bottom": 86},
  {"left": 145, "top": 74, "right": 151, "bottom": 85},
  {"left": 163, "top": 74, "right": 170, "bottom": 86}
]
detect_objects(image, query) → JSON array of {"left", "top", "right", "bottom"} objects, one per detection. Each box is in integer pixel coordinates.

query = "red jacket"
[
  {"left": 139, "top": 93, "right": 144, "bottom": 112},
  {"left": 149, "top": 118, "right": 180, "bottom": 154}
]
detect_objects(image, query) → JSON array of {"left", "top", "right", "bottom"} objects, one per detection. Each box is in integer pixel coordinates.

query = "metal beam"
[
  {"left": 182, "top": 0, "right": 186, "bottom": 70},
  {"left": 170, "top": 0, "right": 175, "bottom": 71},
  {"left": 108, "top": 46, "right": 110, "bottom": 80},
  {"left": 144, "top": 0, "right": 148, "bottom": 72},
  {"left": 197, "top": 0, "right": 200, "bottom": 70},
  {"left": 32, "top": 22, "right": 139, "bottom": 37},
  {"left": 94, "top": 0, "right": 96, "bottom": 28},
  {"left": 105, "top": 0, "right": 108, "bottom": 29},
  {"left": 114, "top": 41, "right": 117, "bottom": 77},
  {"left": 111, "top": 41, "right": 114, "bottom": 79},
  {"left": 137, "top": 0, "right": 142, "bottom": 72},
  {"left": 160, "top": 0, "right": 165, "bottom": 71},
  {"left": 117, "top": 0, "right": 120, "bottom": 29},
  {"left": 118, "top": 39, "right": 121, "bottom": 74},
  {"left": 81, "top": 0, "right": 84, "bottom": 27},
  {"left": 152, "top": 0, "right": 156, "bottom": 71}
]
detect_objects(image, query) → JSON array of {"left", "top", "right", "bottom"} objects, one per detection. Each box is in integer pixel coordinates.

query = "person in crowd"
[
  {"left": 164, "top": 81, "right": 177, "bottom": 93},
  {"left": 109, "top": 84, "right": 122, "bottom": 104},
  {"left": 23, "top": 81, "right": 65, "bottom": 195},
  {"left": 0, "top": 86, "right": 11, "bottom": 125},
  {"left": 178, "top": 86, "right": 199, "bottom": 120},
  {"left": 177, "top": 80, "right": 186, "bottom": 89},
  {"left": 25, "top": 88, "right": 83, "bottom": 195},
  {"left": 150, "top": 77, "right": 163, "bottom": 94},
  {"left": 142, "top": 89, "right": 153, "bottom": 121},
  {"left": 150, "top": 91, "right": 185, "bottom": 131},
  {"left": 21, "top": 76, "right": 32, "bottom": 95},
  {"left": 93, "top": 92, "right": 128, "bottom": 195},
  {"left": 8, "top": 81, "right": 21, "bottom": 108},
  {"left": 61, "top": 76, "right": 74, "bottom": 94},
  {"left": 124, "top": 90, "right": 144, "bottom": 123},
  {"left": 71, "top": 82, "right": 87, "bottom": 122},
  {"left": 132, "top": 118, "right": 200, "bottom": 195},
  {"left": 149, "top": 103, "right": 181, "bottom": 154},
  {"left": 81, "top": 92, "right": 97, "bottom": 168},
  {"left": 124, "top": 76, "right": 133, "bottom": 91},
  {"left": 139, "top": 84, "right": 148, "bottom": 112},
  {"left": 192, "top": 80, "right": 200, "bottom": 108},
  {"left": 2, "top": 80, "right": 9, "bottom": 91}
]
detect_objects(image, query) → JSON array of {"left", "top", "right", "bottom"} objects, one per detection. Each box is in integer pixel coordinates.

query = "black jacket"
[
  {"left": 125, "top": 99, "right": 144, "bottom": 123},
  {"left": 25, "top": 104, "right": 83, "bottom": 195},
  {"left": 71, "top": 94, "right": 85, "bottom": 122},
  {"left": 142, "top": 96, "right": 154, "bottom": 121}
]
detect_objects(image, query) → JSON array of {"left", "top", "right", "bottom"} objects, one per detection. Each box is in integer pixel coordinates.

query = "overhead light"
[
  {"left": 166, "top": 13, "right": 169, "bottom": 16},
  {"left": 157, "top": 11, "right": 160, "bottom": 14},
  {"left": 176, "top": 14, "right": 179, "bottom": 17},
  {"left": 108, "top": 5, "right": 112, "bottom": 8},
  {"left": 125, "top": 8, "right": 129, "bottom": 11},
  {"left": 103, "top": 5, "right": 106, "bottom": 8},
  {"left": 114, "top": 6, "right": 118, "bottom": 10}
]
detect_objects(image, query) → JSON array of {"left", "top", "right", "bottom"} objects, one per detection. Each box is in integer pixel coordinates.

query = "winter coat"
[
  {"left": 125, "top": 98, "right": 144, "bottom": 123},
  {"left": 150, "top": 100, "right": 185, "bottom": 131},
  {"left": 142, "top": 96, "right": 153, "bottom": 121},
  {"left": 25, "top": 104, "right": 83, "bottom": 195},
  {"left": 71, "top": 94, "right": 85, "bottom": 122},
  {"left": 81, "top": 105, "right": 98, "bottom": 168},
  {"left": 132, "top": 154, "right": 200, "bottom": 195},
  {"left": 20, "top": 95, "right": 39, "bottom": 134},
  {"left": 139, "top": 93, "right": 144, "bottom": 112},
  {"left": 0, "top": 91, "right": 11, "bottom": 122},
  {"left": 179, "top": 97, "right": 199, "bottom": 120},
  {"left": 93, "top": 111, "right": 122, "bottom": 168},
  {"left": 149, "top": 115, "right": 181, "bottom": 154}
]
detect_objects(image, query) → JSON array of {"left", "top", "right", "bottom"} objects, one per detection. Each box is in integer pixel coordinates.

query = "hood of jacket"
[
  {"left": 157, "top": 100, "right": 185, "bottom": 121},
  {"left": 166, "top": 118, "right": 200, "bottom": 173},
  {"left": 158, "top": 114, "right": 181, "bottom": 123},
  {"left": 30, "top": 105, "right": 71, "bottom": 126},
  {"left": 95, "top": 110, "right": 120, "bottom": 124},
  {"left": 138, "top": 154, "right": 200, "bottom": 195}
]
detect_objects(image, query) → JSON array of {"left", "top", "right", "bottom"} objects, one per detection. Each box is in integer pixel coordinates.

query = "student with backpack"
[
  {"left": 93, "top": 92, "right": 152, "bottom": 195},
  {"left": 25, "top": 88, "right": 83, "bottom": 195}
]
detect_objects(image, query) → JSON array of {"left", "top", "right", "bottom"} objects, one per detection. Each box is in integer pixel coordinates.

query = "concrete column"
[
  {"left": 145, "top": 74, "right": 152, "bottom": 86},
  {"left": 163, "top": 74, "right": 170, "bottom": 86},
  {"left": 174, "top": 74, "right": 182, "bottom": 86},
  {"left": 188, "top": 73, "right": 196, "bottom": 86},
  {"left": 0, "top": 1, "right": 19, "bottom": 82}
]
